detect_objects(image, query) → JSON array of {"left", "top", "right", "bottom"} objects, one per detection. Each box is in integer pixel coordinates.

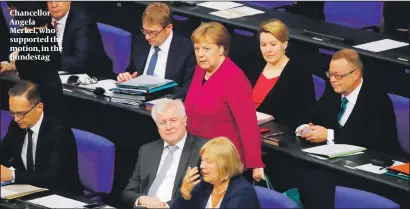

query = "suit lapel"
[
  {"left": 148, "top": 141, "right": 165, "bottom": 188},
  {"left": 172, "top": 134, "right": 193, "bottom": 196},
  {"left": 342, "top": 84, "right": 366, "bottom": 129},
  {"left": 164, "top": 35, "right": 179, "bottom": 80},
  {"left": 34, "top": 117, "right": 49, "bottom": 167}
]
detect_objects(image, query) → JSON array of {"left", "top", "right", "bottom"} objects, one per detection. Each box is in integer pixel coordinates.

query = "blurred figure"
[
  {"left": 184, "top": 22, "right": 265, "bottom": 182},
  {"left": 172, "top": 137, "right": 261, "bottom": 209}
]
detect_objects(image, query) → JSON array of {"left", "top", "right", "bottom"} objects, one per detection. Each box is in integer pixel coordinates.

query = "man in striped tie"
[{"left": 0, "top": 80, "right": 82, "bottom": 194}]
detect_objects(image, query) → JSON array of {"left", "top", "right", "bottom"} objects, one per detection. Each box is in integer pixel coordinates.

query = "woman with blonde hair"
[
  {"left": 250, "top": 18, "right": 316, "bottom": 128},
  {"left": 172, "top": 137, "right": 261, "bottom": 208},
  {"left": 184, "top": 21, "right": 265, "bottom": 182}
]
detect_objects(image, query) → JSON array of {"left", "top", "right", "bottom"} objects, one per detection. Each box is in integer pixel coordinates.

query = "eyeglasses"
[
  {"left": 9, "top": 102, "right": 39, "bottom": 119},
  {"left": 325, "top": 69, "right": 358, "bottom": 80},
  {"left": 140, "top": 25, "right": 167, "bottom": 38},
  {"left": 67, "top": 75, "right": 98, "bottom": 85}
]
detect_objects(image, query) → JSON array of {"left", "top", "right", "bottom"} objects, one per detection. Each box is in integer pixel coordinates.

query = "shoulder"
[
  {"left": 189, "top": 134, "right": 208, "bottom": 147},
  {"left": 228, "top": 175, "right": 257, "bottom": 196},
  {"left": 139, "top": 139, "right": 163, "bottom": 152},
  {"left": 171, "top": 33, "right": 194, "bottom": 52}
]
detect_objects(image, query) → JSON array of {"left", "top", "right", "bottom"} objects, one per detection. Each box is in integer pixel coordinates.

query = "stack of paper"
[
  {"left": 1, "top": 184, "right": 48, "bottom": 199},
  {"left": 28, "top": 194, "right": 87, "bottom": 208},
  {"left": 210, "top": 6, "right": 265, "bottom": 19},
  {"left": 302, "top": 144, "right": 367, "bottom": 159},
  {"left": 256, "top": 111, "right": 274, "bottom": 125}
]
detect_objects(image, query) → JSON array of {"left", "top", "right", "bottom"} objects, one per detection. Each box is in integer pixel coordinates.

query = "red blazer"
[{"left": 185, "top": 57, "right": 264, "bottom": 168}]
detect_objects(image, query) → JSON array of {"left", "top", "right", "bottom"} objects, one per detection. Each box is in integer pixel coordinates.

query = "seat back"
[
  {"left": 335, "top": 186, "right": 399, "bottom": 208},
  {"left": 1, "top": 110, "right": 13, "bottom": 140},
  {"left": 312, "top": 75, "right": 325, "bottom": 100},
  {"left": 324, "top": 2, "right": 383, "bottom": 28},
  {"left": 254, "top": 186, "right": 299, "bottom": 208},
  {"left": 388, "top": 93, "right": 409, "bottom": 154},
  {"left": 72, "top": 129, "right": 115, "bottom": 197},
  {"left": 97, "top": 23, "right": 132, "bottom": 74}
]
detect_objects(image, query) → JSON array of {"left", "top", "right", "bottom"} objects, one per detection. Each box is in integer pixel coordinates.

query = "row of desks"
[{"left": 1, "top": 74, "right": 408, "bottom": 208}]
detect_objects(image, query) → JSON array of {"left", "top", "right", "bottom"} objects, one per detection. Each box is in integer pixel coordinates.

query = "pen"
[{"left": 263, "top": 132, "right": 285, "bottom": 137}]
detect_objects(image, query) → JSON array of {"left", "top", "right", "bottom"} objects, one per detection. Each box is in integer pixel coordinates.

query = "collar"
[
  {"left": 52, "top": 5, "right": 70, "bottom": 25},
  {"left": 163, "top": 131, "right": 187, "bottom": 150},
  {"left": 155, "top": 30, "right": 173, "bottom": 54},
  {"left": 342, "top": 78, "right": 363, "bottom": 105},
  {"left": 28, "top": 112, "right": 44, "bottom": 134}
]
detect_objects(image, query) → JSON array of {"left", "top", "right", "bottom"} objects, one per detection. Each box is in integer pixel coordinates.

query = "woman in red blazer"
[{"left": 184, "top": 22, "right": 265, "bottom": 181}]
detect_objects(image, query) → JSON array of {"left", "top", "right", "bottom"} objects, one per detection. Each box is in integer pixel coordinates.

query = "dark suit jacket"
[
  {"left": 1, "top": 9, "right": 9, "bottom": 62},
  {"left": 0, "top": 115, "right": 83, "bottom": 194},
  {"left": 60, "top": 3, "right": 114, "bottom": 79},
  {"left": 309, "top": 79, "right": 404, "bottom": 157},
  {"left": 171, "top": 174, "right": 261, "bottom": 209},
  {"left": 126, "top": 32, "right": 196, "bottom": 98},
  {"left": 121, "top": 133, "right": 207, "bottom": 207},
  {"left": 249, "top": 59, "right": 316, "bottom": 128}
]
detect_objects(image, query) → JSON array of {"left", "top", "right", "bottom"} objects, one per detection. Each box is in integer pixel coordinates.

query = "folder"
[{"left": 388, "top": 163, "right": 409, "bottom": 175}]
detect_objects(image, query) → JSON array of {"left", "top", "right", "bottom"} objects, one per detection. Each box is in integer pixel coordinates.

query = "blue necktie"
[
  {"left": 337, "top": 97, "right": 349, "bottom": 124},
  {"left": 146, "top": 46, "right": 160, "bottom": 76}
]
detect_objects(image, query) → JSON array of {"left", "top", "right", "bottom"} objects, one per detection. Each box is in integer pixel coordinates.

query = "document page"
[
  {"left": 302, "top": 144, "right": 366, "bottom": 158},
  {"left": 197, "top": 1, "right": 243, "bottom": 10},
  {"left": 210, "top": 6, "right": 265, "bottom": 19},
  {"left": 354, "top": 39, "right": 409, "bottom": 52},
  {"left": 28, "top": 194, "right": 87, "bottom": 208}
]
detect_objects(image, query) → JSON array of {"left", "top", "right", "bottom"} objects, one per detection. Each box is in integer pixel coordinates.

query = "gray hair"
[{"left": 151, "top": 99, "right": 186, "bottom": 123}]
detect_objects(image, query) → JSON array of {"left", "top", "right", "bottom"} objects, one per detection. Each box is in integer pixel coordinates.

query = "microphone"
[{"left": 70, "top": 85, "right": 106, "bottom": 96}]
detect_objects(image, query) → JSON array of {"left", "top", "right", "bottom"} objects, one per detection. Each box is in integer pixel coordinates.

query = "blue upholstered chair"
[
  {"left": 324, "top": 2, "right": 384, "bottom": 32},
  {"left": 97, "top": 22, "right": 132, "bottom": 74},
  {"left": 388, "top": 93, "right": 409, "bottom": 154},
  {"left": 72, "top": 128, "right": 115, "bottom": 199},
  {"left": 254, "top": 186, "right": 299, "bottom": 208},
  {"left": 1, "top": 110, "right": 13, "bottom": 140},
  {"left": 312, "top": 75, "right": 325, "bottom": 101},
  {"left": 335, "top": 186, "right": 399, "bottom": 208}
]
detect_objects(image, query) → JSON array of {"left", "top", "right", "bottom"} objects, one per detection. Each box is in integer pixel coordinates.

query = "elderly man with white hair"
[{"left": 121, "top": 99, "right": 207, "bottom": 208}]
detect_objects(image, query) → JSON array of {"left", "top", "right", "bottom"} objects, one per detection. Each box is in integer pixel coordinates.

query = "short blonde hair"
[
  {"left": 200, "top": 137, "right": 243, "bottom": 181},
  {"left": 257, "top": 19, "right": 289, "bottom": 43},
  {"left": 191, "top": 22, "right": 231, "bottom": 55},
  {"left": 332, "top": 49, "right": 363, "bottom": 74},
  {"left": 142, "top": 2, "right": 172, "bottom": 27}
]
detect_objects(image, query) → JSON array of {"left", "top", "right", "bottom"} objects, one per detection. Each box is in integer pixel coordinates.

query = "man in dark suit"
[
  {"left": 121, "top": 99, "right": 206, "bottom": 208},
  {"left": 47, "top": 1, "right": 114, "bottom": 79},
  {"left": 0, "top": 81, "right": 82, "bottom": 194},
  {"left": 297, "top": 48, "right": 403, "bottom": 157},
  {"left": 117, "top": 2, "right": 196, "bottom": 98}
]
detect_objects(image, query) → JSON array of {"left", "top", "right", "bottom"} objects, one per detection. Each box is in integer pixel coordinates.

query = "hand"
[
  {"left": 138, "top": 196, "right": 167, "bottom": 208},
  {"left": 117, "top": 72, "right": 137, "bottom": 82},
  {"left": 1, "top": 165, "right": 13, "bottom": 182},
  {"left": 180, "top": 167, "right": 201, "bottom": 200},
  {"left": 0, "top": 62, "right": 17, "bottom": 74},
  {"left": 252, "top": 167, "right": 265, "bottom": 182},
  {"left": 301, "top": 124, "right": 328, "bottom": 143}
]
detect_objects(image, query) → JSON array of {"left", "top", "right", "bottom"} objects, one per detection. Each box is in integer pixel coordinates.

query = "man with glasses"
[
  {"left": 296, "top": 48, "right": 403, "bottom": 157},
  {"left": 0, "top": 81, "right": 82, "bottom": 194},
  {"left": 117, "top": 2, "right": 196, "bottom": 98},
  {"left": 121, "top": 99, "right": 206, "bottom": 208}
]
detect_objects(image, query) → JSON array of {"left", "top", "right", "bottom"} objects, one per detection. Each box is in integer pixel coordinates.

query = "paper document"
[
  {"left": 197, "top": 1, "right": 243, "bottom": 10},
  {"left": 355, "top": 161, "right": 404, "bottom": 175},
  {"left": 118, "top": 75, "right": 173, "bottom": 87},
  {"left": 210, "top": 6, "right": 264, "bottom": 19},
  {"left": 1, "top": 184, "right": 48, "bottom": 199},
  {"left": 354, "top": 39, "right": 409, "bottom": 52},
  {"left": 28, "top": 194, "right": 87, "bottom": 208},
  {"left": 302, "top": 144, "right": 366, "bottom": 158},
  {"left": 256, "top": 111, "right": 274, "bottom": 125}
]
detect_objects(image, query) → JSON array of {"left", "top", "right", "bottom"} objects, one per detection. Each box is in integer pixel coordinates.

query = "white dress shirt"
[
  {"left": 142, "top": 30, "right": 173, "bottom": 79},
  {"left": 51, "top": 6, "right": 70, "bottom": 53},
  {"left": 21, "top": 112, "right": 44, "bottom": 169},
  {"left": 135, "top": 132, "right": 187, "bottom": 206},
  {"left": 327, "top": 78, "right": 363, "bottom": 144}
]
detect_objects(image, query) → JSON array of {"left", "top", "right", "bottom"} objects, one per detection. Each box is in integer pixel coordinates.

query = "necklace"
[{"left": 213, "top": 186, "right": 228, "bottom": 195}]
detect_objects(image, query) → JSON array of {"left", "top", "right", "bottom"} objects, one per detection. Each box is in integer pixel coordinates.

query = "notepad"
[
  {"left": 28, "top": 194, "right": 87, "bottom": 208},
  {"left": 302, "top": 144, "right": 366, "bottom": 158},
  {"left": 1, "top": 184, "right": 48, "bottom": 199},
  {"left": 256, "top": 111, "right": 274, "bottom": 125}
]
